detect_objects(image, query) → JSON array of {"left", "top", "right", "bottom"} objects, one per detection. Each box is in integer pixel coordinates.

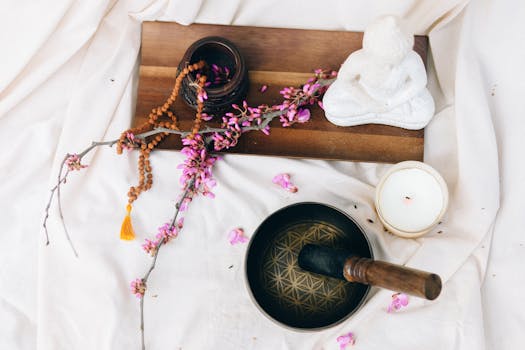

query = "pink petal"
[
  {"left": 228, "top": 228, "right": 249, "bottom": 245},
  {"left": 201, "top": 113, "right": 213, "bottom": 121},
  {"left": 273, "top": 173, "right": 298, "bottom": 193},
  {"left": 337, "top": 332, "right": 355, "bottom": 349},
  {"left": 397, "top": 293, "right": 409, "bottom": 306},
  {"left": 272, "top": 174, "right": 284, "bottom": 184},
  {"left": 296, "top": 108, "right": 311, "bottom": 123},
  {"left": 387, "top": 293, "right": 409, "bottom": 313}
]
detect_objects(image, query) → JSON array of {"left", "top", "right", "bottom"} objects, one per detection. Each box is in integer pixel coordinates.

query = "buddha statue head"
[{"left": 362, "top": 15, "right": 414, "bottom": 67}]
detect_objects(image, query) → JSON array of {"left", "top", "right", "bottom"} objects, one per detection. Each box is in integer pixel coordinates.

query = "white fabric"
[{"left": 0, "top": 0, "right": 523, "bottom": 349}]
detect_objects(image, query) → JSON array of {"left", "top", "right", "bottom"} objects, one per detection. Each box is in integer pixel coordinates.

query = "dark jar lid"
[{"left": 178, "top": 36, "right": 249, "bottom": 115}]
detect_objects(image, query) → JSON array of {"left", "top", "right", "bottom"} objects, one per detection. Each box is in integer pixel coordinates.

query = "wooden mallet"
[{"left": 298, "top": 244, "right": 442, "bottom": 300}]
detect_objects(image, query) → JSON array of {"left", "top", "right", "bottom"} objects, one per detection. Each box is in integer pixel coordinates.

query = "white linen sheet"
[{"left": 0, "top": 0, "right": 523, "bottom": 349}]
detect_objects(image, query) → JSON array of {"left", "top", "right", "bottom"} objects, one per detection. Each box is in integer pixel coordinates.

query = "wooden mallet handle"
[{"left": 343, "top": 256, "right": 442, "bottom": 300}]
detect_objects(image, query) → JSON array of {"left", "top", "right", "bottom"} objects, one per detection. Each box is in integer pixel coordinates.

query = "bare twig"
[
  {"left": 78, "top": 140, "right": 119, "bottom": 158},
  {"left": 56, "top": 166, "right": 78, "bottom": 257},
  {"left": 139, "top": 296, "right": 145, "bottom": 349},
  {"left": 43, "top": 155, "right": 76, "bottom": 251},
  {"left": 42, "top": 171, "right": 68, "bottom": 245}
]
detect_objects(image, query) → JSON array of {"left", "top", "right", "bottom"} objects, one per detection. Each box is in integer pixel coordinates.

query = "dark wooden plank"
[
  {"left": 132, "top": 22, "right": 428, "bottom": 162},
  {"left": 141, "top": 22, "right": 428, "bottom": 71}
]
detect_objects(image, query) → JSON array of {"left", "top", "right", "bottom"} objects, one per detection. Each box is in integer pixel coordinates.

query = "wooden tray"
[{"left": 133, "top": 22, "right": 428, "bottom": 162}]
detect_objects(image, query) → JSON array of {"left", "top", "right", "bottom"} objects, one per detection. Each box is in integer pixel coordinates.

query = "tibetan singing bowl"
[{"left": 245, "top": 202, "right": 373, "bottom": 330}]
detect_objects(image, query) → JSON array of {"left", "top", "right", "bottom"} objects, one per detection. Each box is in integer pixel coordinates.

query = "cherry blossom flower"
[
  {"left": 178, "top": 134, "right": 219, "bottom": 198},
  {"left": 197, "top": 87, "right": 208, "bottom": 103},
  {"left": 179, "top": 197, "right": 192, "bottom": 212},
  {"left": 209, "top": 64, "right": 232, "bottom": 86},
  {"left": 296, "top": 108, "right": 311, "bottom": 123},
  {"left": 387, "top": 292, "right": 409, "bottom": 313},
  {"left": 130, "top": 278, "right": 146, "bottom": 298},
  {"left": 142, "top": 239, "right": 158, "bottom": 256},
  {"left": 272, "top": 173, "right": 298, "bottom": 193},
  {"left": 201, "top": 113, "right": 213, "bottom": 121},
  {"left": 141, "top": 220, "right": 185, "bottom": 256},
  {"left": 65, "top": 154, "right": 87, "bottom": 171},
  {"left": 337, "top": 332, "right": 356, "bottom": 349},
  {"left": 212, "top": 101, "right": 268, "bottom": 151},
  {"left": 121, "top": 132, "right": 139, "bottom": 151},
  {"left": 228, "top": 228, "right": 249, "bottom": 245},
  {"left": 155, "top": 222, "right": 179, "bottom": 244}
]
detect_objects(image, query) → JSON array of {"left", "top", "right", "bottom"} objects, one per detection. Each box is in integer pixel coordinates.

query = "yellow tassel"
[{"left": 120, "top": 204, "right": 135, "bottom": 241}]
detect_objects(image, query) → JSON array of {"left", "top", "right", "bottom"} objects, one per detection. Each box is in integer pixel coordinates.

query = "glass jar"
[{"left": 178, "top": 36, "right": 249, "bottom": 115}]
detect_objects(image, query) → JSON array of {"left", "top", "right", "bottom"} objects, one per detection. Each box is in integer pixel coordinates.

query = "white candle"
[{"left": 375, "top": 161, "right": 448, "bottom": 238}]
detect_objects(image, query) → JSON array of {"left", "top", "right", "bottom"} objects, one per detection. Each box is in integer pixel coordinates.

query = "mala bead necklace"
[{"left": 117, "top": 61, "right": 207, "bottom": 241}]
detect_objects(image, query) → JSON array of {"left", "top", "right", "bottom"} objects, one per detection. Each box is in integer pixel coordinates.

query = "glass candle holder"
[{"left": 375, "top": 161, "right": 449, "bottom": 238}]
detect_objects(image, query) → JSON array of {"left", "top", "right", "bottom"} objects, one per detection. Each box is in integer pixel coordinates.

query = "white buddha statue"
[{"left": 323, "top": 16, "right": 434, "bottom": 130}]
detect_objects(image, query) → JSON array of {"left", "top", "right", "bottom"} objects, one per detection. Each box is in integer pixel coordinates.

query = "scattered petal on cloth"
[
  {"left": 337, "top": 332, "right": 355, "bottom": 349},
  {"left": 387, "top": 292, "right": 409, "bottom": 313},
  {"left": 260, "top": 84, "right": 268, "bottom": 93},
  {"left": 228, "top": 228, "right": 249, "bottom": 245},
  {"left": 272, "top": 173, "right": 298, "bottom": 192}
]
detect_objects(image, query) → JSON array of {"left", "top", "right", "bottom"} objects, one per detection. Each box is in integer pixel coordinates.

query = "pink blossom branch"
[
  {"left": 137, "top": 77, "right": 336, "bottom": 141},
  {"left": 44, "top": 70, "right": 336, "bottom": 348},
  {"left": 45, "top": 73, "right": 334, "bottom": 254},
  {"left": 139, "top": 178, "right": 195, "bottom": 350}
]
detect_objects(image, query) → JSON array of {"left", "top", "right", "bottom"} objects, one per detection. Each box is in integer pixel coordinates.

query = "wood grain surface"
[{"left": 132, "top": 22, "right": 428, "bottom": 162}]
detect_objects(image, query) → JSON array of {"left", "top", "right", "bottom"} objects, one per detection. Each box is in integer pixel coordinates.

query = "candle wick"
[{"left": 405, "top": 196, "right": 411, "bottom": 200}]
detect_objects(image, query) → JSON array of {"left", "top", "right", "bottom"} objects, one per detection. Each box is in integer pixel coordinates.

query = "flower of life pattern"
[{"left": 261, "top": 221, "right": 350, "bottom": 317}]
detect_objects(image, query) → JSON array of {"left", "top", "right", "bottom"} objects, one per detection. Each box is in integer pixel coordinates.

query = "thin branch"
[
  {"left": 140, "top": 296, "right": 144, "bottom": 349},
  {"left": 56, "top": 167, "right": 78, "bottom": 257},
  {"left": 78, "top": 140, "right": 119, "bottom": 158},
  {"left": 43, "top": 177, "right": 68, "bottom": 245},
  {"left": 42, "top": 155, "right": 73, "bottom": 248},
  {"left": 134, "top": 128, "right": 185, "bottom": 139}
]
